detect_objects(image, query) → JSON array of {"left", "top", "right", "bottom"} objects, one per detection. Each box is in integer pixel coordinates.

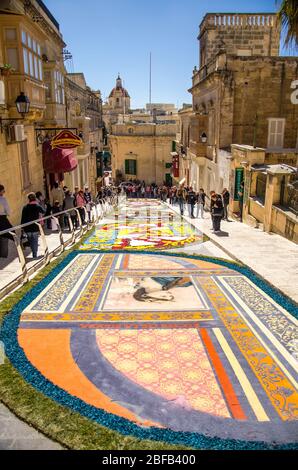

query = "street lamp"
[
  {"left": 0, "top": 91, "right": 30, "bottom": 133},
  {"left": 15, "top": 92, "right": 30, "bottom": 118},
  {"left": 200, "top": 132, "right": 207, "bottom": 143}
]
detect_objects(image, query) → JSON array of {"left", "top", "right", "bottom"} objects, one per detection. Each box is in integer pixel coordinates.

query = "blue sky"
[{"left": 44, "top": 0, "right": 290, "bottom": 108}]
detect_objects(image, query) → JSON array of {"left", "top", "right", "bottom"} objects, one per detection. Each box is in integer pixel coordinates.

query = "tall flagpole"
[
  {"left": 149, "top": 52, "right": 152, "bottom": 110},
  {"left": 123, "top": 77, "right": 126, "bottom": 116}
]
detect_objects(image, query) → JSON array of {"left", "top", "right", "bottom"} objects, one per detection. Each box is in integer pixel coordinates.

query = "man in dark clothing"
[
  {"left": 211, "top": 194, "right": 224, "bottom": 232},
  {"left": 187, "top": 187, "right": 197, "bottom": 218},
  {"left": 210, "top": 190, "right": 216, "bottom": 230},
  {"left": 177, "top": 186, "right": 186, "bottom": 216},
  {"left": 21, "top": 193, "right": 45, "bottom": 258},
  {"left": 222, "top": 188, "right": 230, "bottom": 221}
]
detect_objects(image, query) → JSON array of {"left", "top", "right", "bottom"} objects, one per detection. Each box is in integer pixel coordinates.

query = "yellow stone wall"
[
  {"left": 271, "top": 206, "right": 298, "bottom": 244},
  {"left": 110, "top": 135, "right": 174, "bottom": 185},
  {"left": 0, "top": 124, "right": 44, "bottom": 225}
]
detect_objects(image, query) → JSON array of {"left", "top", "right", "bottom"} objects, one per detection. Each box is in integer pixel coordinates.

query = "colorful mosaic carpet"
[
  {"left": 5, "top": 251, "right": 298, "bottom": 449},
  {"left": 81, "top": 199, "right": 205, "bottom": 250}
]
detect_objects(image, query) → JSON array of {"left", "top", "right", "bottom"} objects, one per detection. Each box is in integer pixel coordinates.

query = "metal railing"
[{"left": 0, "top": 195, "right": 119, "bottom": 299}]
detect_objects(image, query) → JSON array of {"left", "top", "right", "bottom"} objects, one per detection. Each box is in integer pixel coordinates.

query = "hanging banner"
[
  {"left": 172, "top": 153, "right": 179, "bottom": 178},
  {"left": 234, "top": 167, "right": 244, "bottom": 201},
  {"left": 51, "top": 130, "right": 82, "bottom": 150}
]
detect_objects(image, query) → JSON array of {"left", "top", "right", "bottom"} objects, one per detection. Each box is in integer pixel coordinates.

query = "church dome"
[{"left": 109, "top": 74, "right": 130, "bottom": 98}]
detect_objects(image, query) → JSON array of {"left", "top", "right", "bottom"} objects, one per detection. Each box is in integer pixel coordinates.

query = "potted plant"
[{"left": 0, "top": 64, "right": 15, "bottom": 76}]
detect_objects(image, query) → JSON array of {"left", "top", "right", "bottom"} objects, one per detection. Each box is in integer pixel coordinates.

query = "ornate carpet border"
[{"left": 1, "top": 249, "right": 298, "bottom": 450}]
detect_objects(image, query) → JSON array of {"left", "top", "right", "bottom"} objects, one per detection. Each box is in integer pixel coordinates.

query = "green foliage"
[{"left": 277, "top": 0, "right": 298, "bottom": 48}]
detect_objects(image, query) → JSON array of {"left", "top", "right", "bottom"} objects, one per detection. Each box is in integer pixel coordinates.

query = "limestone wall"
[
  {"left": 0, "top": 124, "right": 44, "bottom": 225},
  {"left": 271, "top": 206, "right": 298, "bottom": 244},
  {"left": 249, "top": 198, "right": 265, "bottom": 224},
  {"left": 199, "top": 13, "right": 280, "bottom": 67},
  {"left": 110, "top": 135, "right": 173, "bottom": 185}
]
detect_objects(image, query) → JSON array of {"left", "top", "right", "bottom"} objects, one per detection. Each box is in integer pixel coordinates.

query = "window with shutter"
[
  {"left": 125, "top": 159, "right": 137, "bottom": 175},
  {"left": 19, "top": 140, "right": 30, "bottom": 189},
  {"left": 267, "top": 119, "right": 285, "bottom": 149},
  {"left": 21, "top": 29, "right": 42, "bottom": 81}
]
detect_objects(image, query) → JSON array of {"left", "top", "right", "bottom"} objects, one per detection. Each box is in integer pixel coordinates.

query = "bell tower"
[{"left": 108, "top": 74, "right": 131, "bottom": 113}]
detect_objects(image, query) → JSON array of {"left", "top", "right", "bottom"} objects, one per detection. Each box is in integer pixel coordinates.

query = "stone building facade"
[
  {"left": 64, "top": 73, "right": 103, "bottom": 194},
  {"left": 0, "top": 0, "right": 65, "bottom": 224},
  {"left": 0, "top": 1, "right": 103, "bottom": 224},
  {"left": 176, "top": 12, "right": 298, "bottom": 241},
  {"left": 110, "top": 122, "right": 178, "bottom": 185},
  {"left": 103, "top": 75, "right": 130, "bottom": 130}
]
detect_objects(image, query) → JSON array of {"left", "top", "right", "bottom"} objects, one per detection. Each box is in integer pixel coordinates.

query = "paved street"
[
  {"left": 1, "top": 198, "right": 297, "bottom": 450},
  {"left": 0, "top": 404, "right": 62, "bottom": 450},
  {"left": 167, "top": 203, "right": 298, "bottom": 303}
]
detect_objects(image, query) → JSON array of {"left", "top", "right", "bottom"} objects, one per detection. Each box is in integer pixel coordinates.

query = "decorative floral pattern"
[
  {"left": 96, "top": 328, "right": 230, "bottom": 418},
  {"left": 1, "top": 249, "right": 298, "bottom": 449},
  {"left": 223, "top": 276, "right": 298, "bottom": 360},
  {"left": 198, "top": 276, "right": 298, "bottom": 421},
  {"left": 30, "top": 254, "right": 95, "bottom": 311},
  {"left": 72, "top": 254, "right": 115, "bottom": 312},
  {"left": 81, "top": 221, "right": 204, "bottom": 251}
]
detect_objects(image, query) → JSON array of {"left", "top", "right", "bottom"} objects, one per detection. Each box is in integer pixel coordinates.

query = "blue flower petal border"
[{"left": 1, "top": 249, "right": 298, "bottom": 450}]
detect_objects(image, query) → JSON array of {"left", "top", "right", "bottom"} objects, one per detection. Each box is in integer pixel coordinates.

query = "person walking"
[
  {"left": 84, "top": 185, "right": 93, "bottom": 222},
  {"left": 162, "top": 185, "right": 168, "bottom": 202},
  {"left": 211, "top": 194, "right": 224, "bottom": 233},
  {"left": 21, "top": 193, "right": 45, "bottom": 259},
  {"left": 75, "top": 189, "right": 86, "bottom": 225},
  {"left": 196, "top": 188, "right": 206, "bottom": 218},
  {"left": 50, "top": 182, "right": 64, "bottom": 228},
  {"left": 0, "top": 184, "right": 13, "bottom": 258},
  {"left": 187, "top": 187, "right": 197, "bottom": 218},
  {"left": 177, "top": 185, "right": 186, "bottom": 216},
  {"left": 50, "top": 182, "right": 64, "bottom": 210},
  {"left": 209, "top": 190, "right": 216, "bottom": 230},
  {"left": 35, "top": 191, "right": 46, "bottom": 227},
  {"left": 222, "top": 188, "right": 230, "bottom": 221},
  {"left": 63, "top": 190, "right": 76, "bottom": 230}
]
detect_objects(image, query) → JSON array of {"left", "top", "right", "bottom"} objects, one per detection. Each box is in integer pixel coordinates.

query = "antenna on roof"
[
  {"left": 149, "top": 52, "right": 152, "bottom": 110},
  {"left": 123, "top": 77, "right": 126, "bottom": 115}
]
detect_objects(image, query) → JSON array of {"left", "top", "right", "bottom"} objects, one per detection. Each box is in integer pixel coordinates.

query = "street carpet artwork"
[
  {"left": 81, "top": 199, "right": 205, "bottom": 250},
  {"left": 4, "top": 251, "right": 298, "bottom": 449}
]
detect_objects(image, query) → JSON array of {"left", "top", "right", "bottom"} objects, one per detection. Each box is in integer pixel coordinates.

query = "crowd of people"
[
  {"left": 0, "top": 182, "right": 117, "bottom": 259},
  {"left": 167, "top": 185, "right": 230, "bottom": 233},
  {"left": 122, "top": 180, "right": 231, "bottom": 233},
  {"left": 0, "top": 178, "right": 236, "bottom": 260}
]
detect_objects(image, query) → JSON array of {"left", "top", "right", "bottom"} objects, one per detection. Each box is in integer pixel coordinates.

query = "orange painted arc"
[{"left": 200, "top": 328, "right": 247, "bottom": 421}]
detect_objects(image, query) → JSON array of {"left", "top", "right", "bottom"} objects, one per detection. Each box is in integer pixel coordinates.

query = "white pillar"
[
  {"left": 82, "top": 159, "right": 86, "bottom": 187},
  {"left": 77, "top": 162, "right": 81, "bottom": 188}
]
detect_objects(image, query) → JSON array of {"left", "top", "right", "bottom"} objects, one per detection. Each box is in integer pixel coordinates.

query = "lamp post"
[
  {"left": 200, "top": 132, "right": 207, "bottom": 143},
  {"left": 15, "top": 91, "right": 30, "bottom": 118},
  {"left": 0, "top": 91, "right": 30, "bottom": 132}
]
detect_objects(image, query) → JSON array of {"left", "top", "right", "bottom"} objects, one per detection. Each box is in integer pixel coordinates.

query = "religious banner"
[
  {"left": 51, "top": 130, "right": 82, "bottom": 150},
  {"left": 234, "top": 167, "right": 244, "bottom": 201},
  {"left": 172, "top": 153, "right": 179, "bottom": 178}
]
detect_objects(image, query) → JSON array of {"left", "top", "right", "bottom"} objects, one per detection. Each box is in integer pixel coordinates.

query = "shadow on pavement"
[{"left": 214, "top": 231, "right": 229, "bottom": 237}]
